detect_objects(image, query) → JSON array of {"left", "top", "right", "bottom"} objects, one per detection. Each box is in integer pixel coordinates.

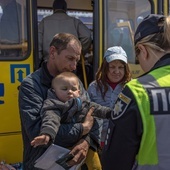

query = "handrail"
[
  {"left": 81, "top": 54, "right": 88, "bottom": 90},
  {"left": 0, "top": 43, "right": 27, "bottom": 50}
]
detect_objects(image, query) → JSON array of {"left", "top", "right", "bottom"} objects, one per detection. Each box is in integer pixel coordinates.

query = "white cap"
[{"left": 104, "top": 46, "right": 127, "bottom": 63}]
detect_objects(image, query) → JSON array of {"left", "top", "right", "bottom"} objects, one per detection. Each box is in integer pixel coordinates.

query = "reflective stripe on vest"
[{"left": 127, "top": 65, "right": 170, "bottom": 170}]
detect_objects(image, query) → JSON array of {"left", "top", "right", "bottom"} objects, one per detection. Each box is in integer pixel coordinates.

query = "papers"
[{"left": 34, "top": 144, "right": 85, "bottom": 170}]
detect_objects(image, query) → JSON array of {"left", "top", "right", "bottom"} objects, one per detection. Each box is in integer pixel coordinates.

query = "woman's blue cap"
[{"left": 104, "top": 46, "right": 127, "bottom": 63}]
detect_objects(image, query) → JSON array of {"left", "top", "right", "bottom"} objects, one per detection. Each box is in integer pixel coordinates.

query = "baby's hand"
[{"left": 31, "top": 134, "right": 50, "bottom": 147}]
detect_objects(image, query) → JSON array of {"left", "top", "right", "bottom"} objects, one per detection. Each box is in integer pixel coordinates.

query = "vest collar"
[
  {"left": 139, "top": 53, "right": 170, "bottom": 77},
  {"left": 152, "top": 53, "right": 170, "bottom": 70}
]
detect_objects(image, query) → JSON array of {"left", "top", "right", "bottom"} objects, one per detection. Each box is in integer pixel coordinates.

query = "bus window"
[
  {"left": 108, "top": 20, "right": 135, "bottom": 63},
  {"left": 68, "top": 11, "right": 93, "bottom": 31},
  {"left": 37, "top": 9, "right": 93, "bottom": 31},
  {"left": 37, "top": 9, "right": 53, "bottom": 24},
  {"left": 104, "top": 0, "right": 151, "bottom": 64},
  {"left": 0, "top": 0, "right": 27, "bottom": 60},
  {"left": 37, "top": 8, "right": 93, "bottom": 85}
]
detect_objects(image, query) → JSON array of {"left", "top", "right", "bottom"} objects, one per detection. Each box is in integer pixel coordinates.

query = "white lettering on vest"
[
  {"left": 151, "top": 89, "right": 168, "bottom": 111},
  {"left": 147, "top": 87, "right": 170, "bottom": 115}
]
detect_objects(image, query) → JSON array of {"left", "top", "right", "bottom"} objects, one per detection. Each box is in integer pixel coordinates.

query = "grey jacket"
[
  {"left": 19, "top": 62, "right": 101, "bottom": 170},
  {"left": 40, "top": 88, "right": 110, "bottom": 145},
  {"left": 38, "top": 11, "right": 92, "bottom": 63},
  {"left": 87, "top": 81, "right": 123, "bottom": 143}
]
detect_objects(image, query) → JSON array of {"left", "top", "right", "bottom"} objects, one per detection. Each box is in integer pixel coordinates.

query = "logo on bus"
[{"left": 10, "top": 64, "right": 30, "bottom": 83}]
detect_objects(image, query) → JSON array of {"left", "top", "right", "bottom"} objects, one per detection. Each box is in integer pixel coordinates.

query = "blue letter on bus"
[{"left": 0, "top": 83, "right": 4, "bottom": 104}]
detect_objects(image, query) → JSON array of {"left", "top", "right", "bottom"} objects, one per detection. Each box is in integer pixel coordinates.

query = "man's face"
[{"left": 48, "top": 41, "right": 81, "bottom": 76}]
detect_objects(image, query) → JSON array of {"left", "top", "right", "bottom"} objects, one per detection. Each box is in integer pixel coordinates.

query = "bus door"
[
  {"left": 37, "top": 6, "right": 93, "bottom": 87},
  {"left": 93, "top": 0, "right": 169, "bottom": 78}
]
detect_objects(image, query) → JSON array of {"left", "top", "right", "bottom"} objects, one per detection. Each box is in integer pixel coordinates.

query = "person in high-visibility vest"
[{"left": 92, "top": 14, "right": 170, "bottom": 170}]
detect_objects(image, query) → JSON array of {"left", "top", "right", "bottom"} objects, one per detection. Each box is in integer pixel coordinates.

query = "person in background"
[
  {"left": 87, "top": 46, "right": 131, "bottom": 148},
  {"left": 19, "top": 33, "right": 102, "bottom": 170},
  {"left": 31, "top": 72, "right": 111, "bottom": 169},
  {"left": 91, "top": 14, "right": 170, "bottom": 170},
  {"left": 38, "top": 0, "right": 92, "bottom": 66}
]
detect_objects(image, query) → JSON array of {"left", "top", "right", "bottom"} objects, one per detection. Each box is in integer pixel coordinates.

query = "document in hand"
[{"left": 34, "top": 144, "right": 85, "bottom": 170}]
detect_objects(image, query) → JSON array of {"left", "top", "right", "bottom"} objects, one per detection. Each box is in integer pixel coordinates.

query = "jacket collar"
[
  {"left": 139, "top": 53, "right": 170, "bottom": 78},
  {"left": 152, "top": 53, "right": 170, "bottom": 70},
  {"left": 40, "top": 62, "right": 53, "bottom": 88},
  {"left": 54, "top": 9, "right": 66, "bottom": 13}
]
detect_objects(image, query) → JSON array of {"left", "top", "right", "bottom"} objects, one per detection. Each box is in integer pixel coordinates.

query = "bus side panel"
[{"left": 0, "top": 57, "right": 33, "bottom": 163}]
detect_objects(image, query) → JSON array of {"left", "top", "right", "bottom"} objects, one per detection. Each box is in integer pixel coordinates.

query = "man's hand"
[
  {"left": 31, "top": 134, "right": 50, "bottom": 147},
  {"left": 82, "top": 107, "right": 94, "bottom": 136},
  {"left": 67, "top": 139, "right": 89, "bottom": 166}
]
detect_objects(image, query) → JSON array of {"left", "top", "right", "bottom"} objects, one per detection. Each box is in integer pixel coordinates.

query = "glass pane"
[
  {"left": 104, "top": 0, "right": 151, "bottom": 64},
  {"left": 37, "top": 9, "right": 93, "bottom": 31},
  {"left": 0, "top": 0, "right": 27, "bottom": 59},
  {"left": 68, "top": 11, "right": 93, "bottom": 31}
]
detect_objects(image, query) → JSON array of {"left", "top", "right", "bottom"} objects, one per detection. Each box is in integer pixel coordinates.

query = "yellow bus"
[{"left": 0, "top": 0, "right": 169, "bottom": 165}]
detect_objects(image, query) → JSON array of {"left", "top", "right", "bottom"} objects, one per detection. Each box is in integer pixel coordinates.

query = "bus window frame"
[
  {"left": 0, "top": 0, "right": 30, "bottom": 61},
  {"left": 103, "top": 0, "right": 152, "bottom": 65}
]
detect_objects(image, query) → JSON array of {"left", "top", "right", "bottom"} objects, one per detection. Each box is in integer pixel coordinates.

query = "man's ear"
[
  {"left": 138, "top": 44, "right": 148, "bottom": 60},
  {"left": 49, "top": 46, "right": 56, "bottom": 59}
]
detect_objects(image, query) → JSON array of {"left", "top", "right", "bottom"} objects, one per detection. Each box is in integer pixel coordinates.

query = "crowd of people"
[
  {"left": 18, "top": 5, "right": 170, "bottom": 170},
  {"left": 91, "top": 14, "right": 170, "bottom": 170},
  {"left": 1, "top": 0, "right": 170, "bottom": 169}
]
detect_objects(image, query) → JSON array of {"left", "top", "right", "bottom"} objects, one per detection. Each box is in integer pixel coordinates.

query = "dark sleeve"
[
  {"left": 91, "top": 102, "right": 112, "bottom": 119},
  {"left": 54, "top": 123, "right": 84, "bottom": 147},
  {"left": 88, "top": 102, "right": 112, "bottom": 149},
  {"left": 88, "top": 118, "right": 103, "bottom": 150},
  {"left": 101, "top": 86, "right": 143, "bottom": 170},
  {"left": 19, "top": 78, "right": 44, "bottom": 141},
  {"left": 72, "top": 81, "right": 103, "bottom": 150}
]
